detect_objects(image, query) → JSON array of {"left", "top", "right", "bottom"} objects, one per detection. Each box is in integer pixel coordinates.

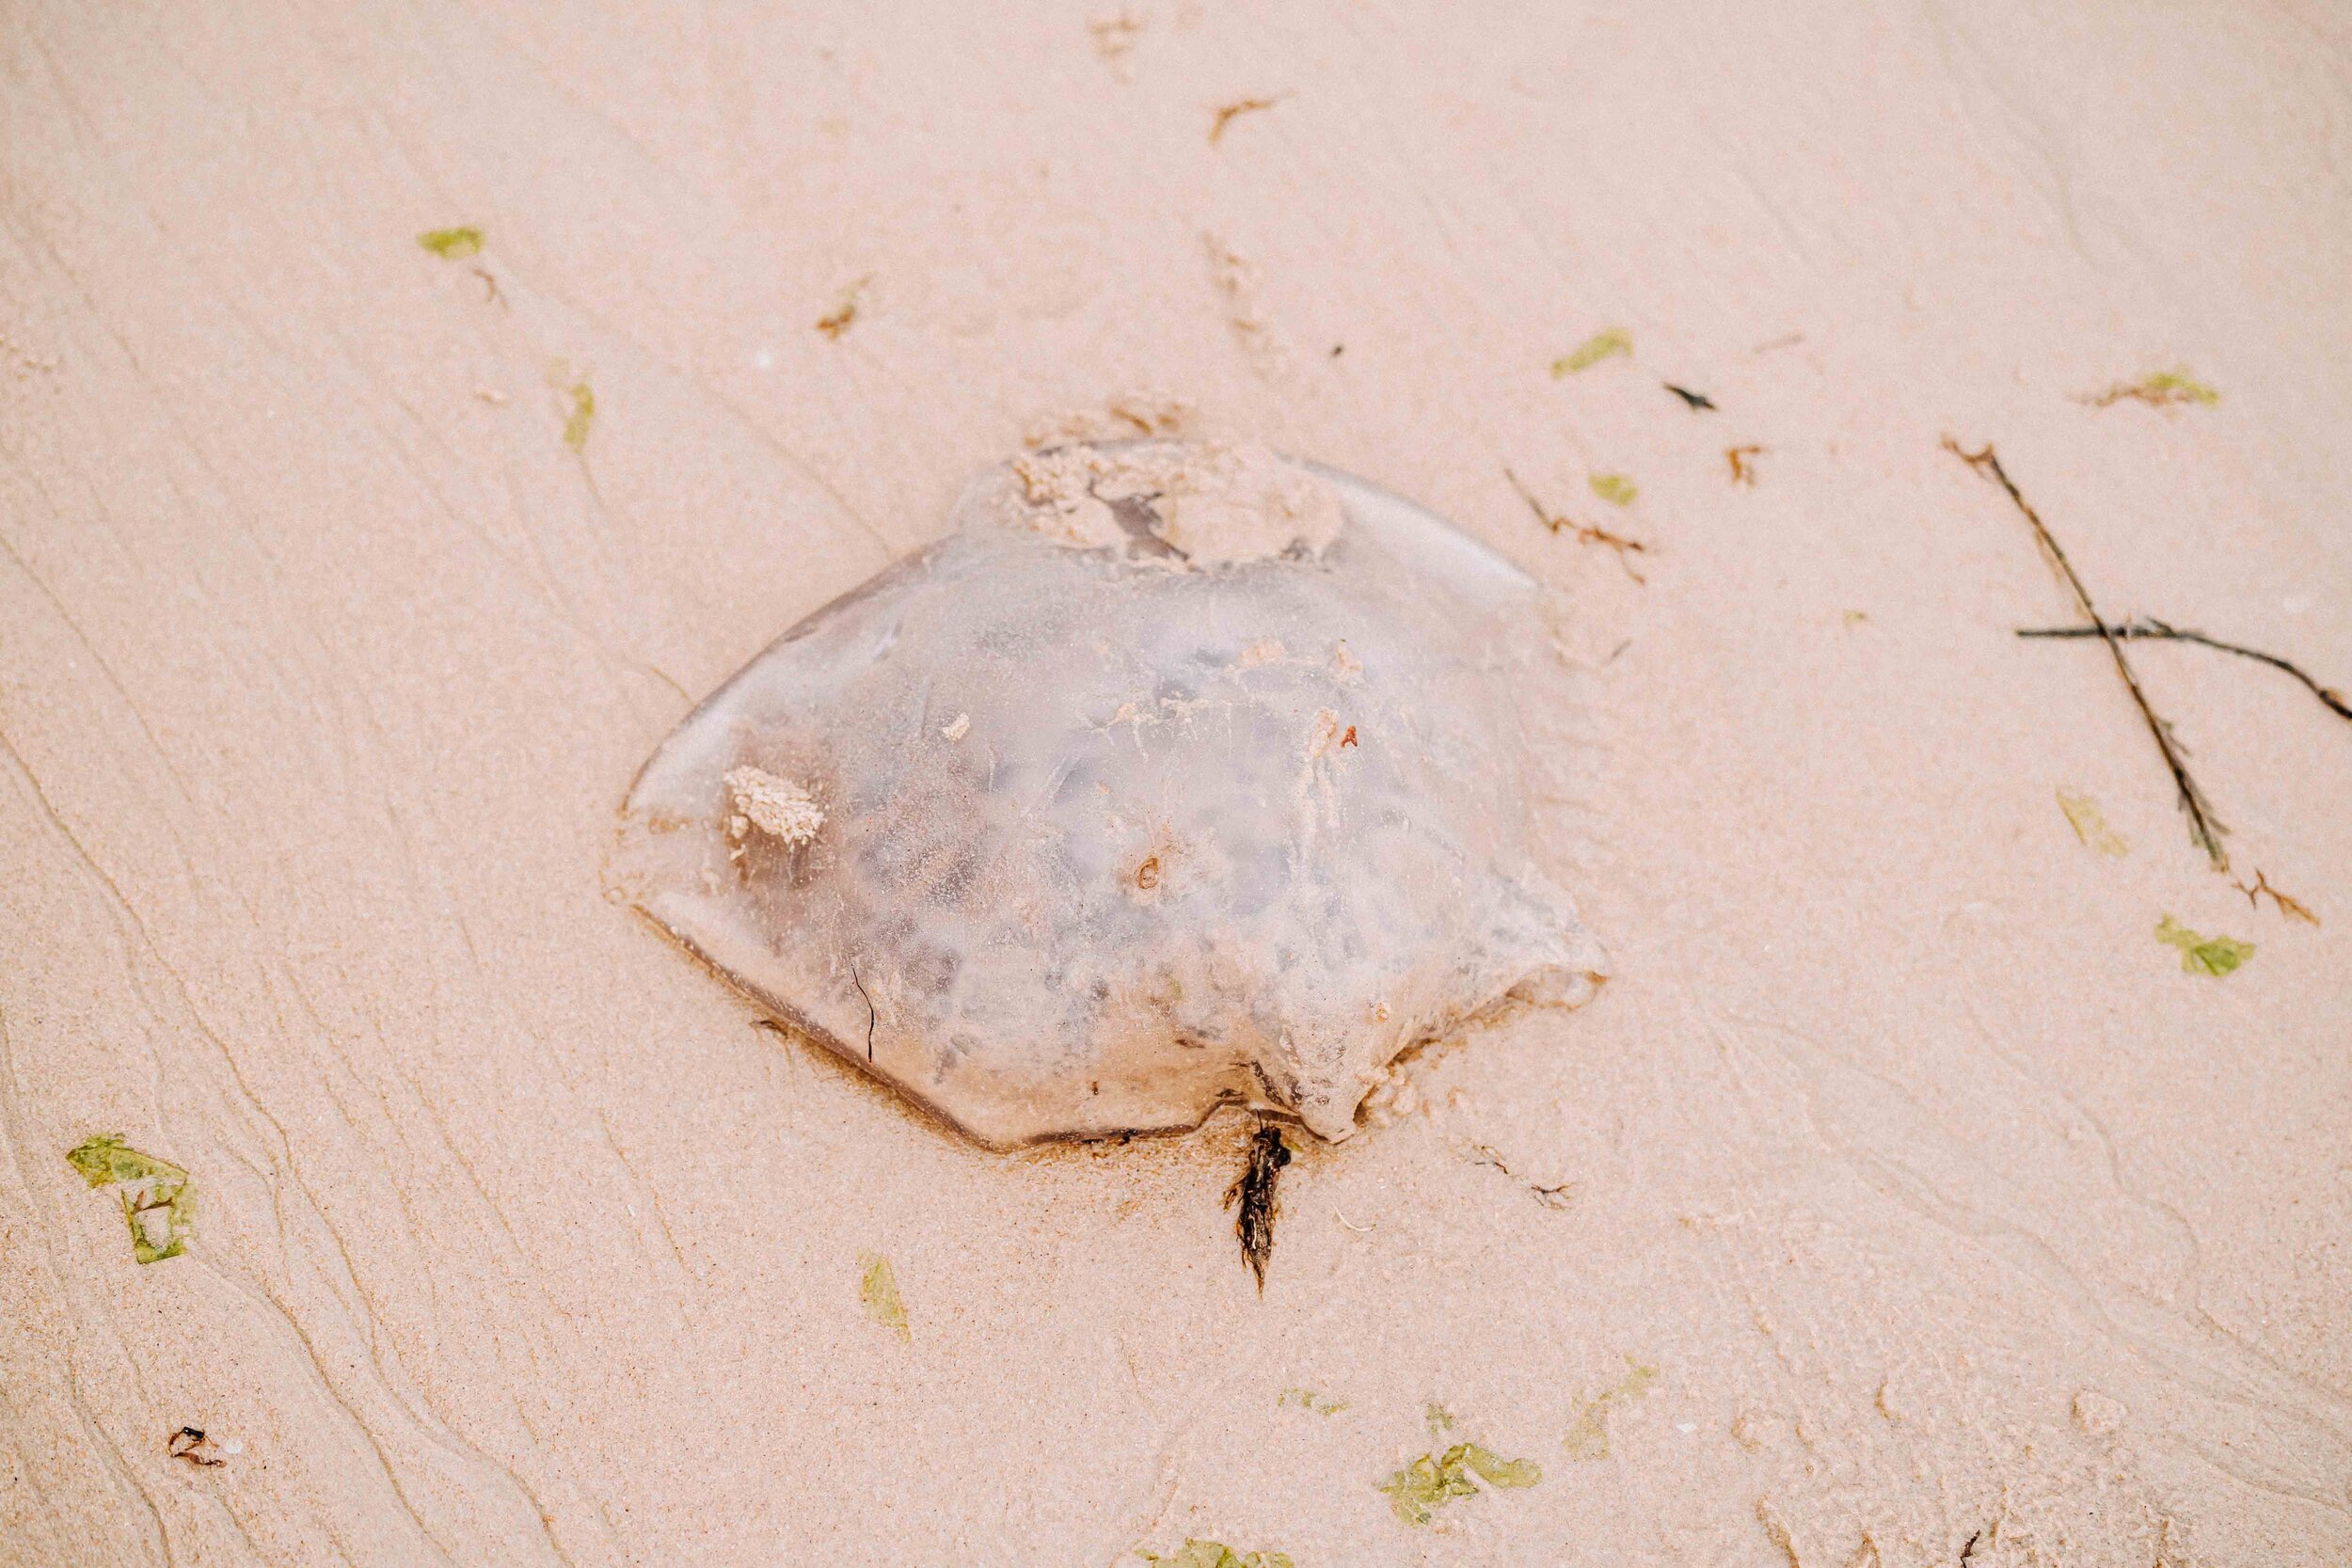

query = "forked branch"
[{"left": 1943, "top": 437, "right": 2230, "bottom": 870}]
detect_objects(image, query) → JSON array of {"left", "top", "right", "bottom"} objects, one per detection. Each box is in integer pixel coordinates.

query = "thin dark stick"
[
  {"left": 2017, "top": 620, "right": 2350, "bottom": 723},
  {"left": 850, "top": 967, "right": 877, "bottom": 1060},
  {"left": 1943, "top": 438, "right": 2230, "bottom": 871}
]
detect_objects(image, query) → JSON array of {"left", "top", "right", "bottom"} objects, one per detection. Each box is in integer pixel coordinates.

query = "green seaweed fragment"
[
  {"left": 1551, "top": 327, "right": 1631, "bottom": 376},
  {"left": 1461, "top": 1444, "right": 1541, "bottom": 1488},
  {"left": 1588, "top": 473, "right": 1638, "bottom": 507},
  {"left": 1139, "top": 1541, "right": 1295, "bottom": 1568},
  {"left": 563, "top": 381, "right": 596, "bottom": 451},
  {"left": 1560, "top": 1407, "right": 1608, "bottom": 1461},
  {"left": 417, "top": 226, "right": 485, "bottom": 261},
  {"left": 1378, "top": 1449, "right": 1478, "bottom": 1527},
  {"left": 64, "top": 1135, "right": 193, "bottom": 1264},
  {"left": 1277, "top": 1386, "right": 1347, "bottom": 1416},
  {"left": 2057, "top": 789, "right": 2129, "bottom": 857},
  {"left": 1377, "top": 1437, "right": 1542, "bottom": 1527},
  {"left": 2155, "top": 916, "right": 2252, "bottom": 977},
  {"left": 1562, "top": 1355, "right": 1659, "bottom": 1461},
  {"left": 2089, "top": 368, "right": 2217, "bottom": 409},
  {"left": 859, "top": 1252, "right": 911, "bottom": 1341}
]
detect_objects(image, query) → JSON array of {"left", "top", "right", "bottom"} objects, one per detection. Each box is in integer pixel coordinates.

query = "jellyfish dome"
[{"left": 612, "top": 439, "right": 1605, "bottom": 1148}]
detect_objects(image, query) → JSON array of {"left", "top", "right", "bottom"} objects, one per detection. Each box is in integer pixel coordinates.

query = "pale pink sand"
[{"left": 2, "top": 4, "right": 2347, "bottom": 1564}]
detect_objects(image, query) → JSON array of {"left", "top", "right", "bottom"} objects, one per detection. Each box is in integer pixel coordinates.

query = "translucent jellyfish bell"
[{"left": 612, "top": 439, "right": 1605, "bottom": 1148}]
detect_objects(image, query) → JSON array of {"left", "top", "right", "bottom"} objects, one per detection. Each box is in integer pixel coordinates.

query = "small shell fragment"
[{"left": 613, "top": 439, "right": 1605, "bottom": 1148}]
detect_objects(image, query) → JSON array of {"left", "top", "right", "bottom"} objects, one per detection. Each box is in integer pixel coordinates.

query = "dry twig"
[
  {"left": 2016, "top": 619, "right": 2350, "bottom": 724},
  {"left": 2234, "top": 869, "right": 2320, "bottom": 926},
  {"left": 1209, "top": 96, "right": 1283, "bottom": 144},
  {"left": 1505, "top": 467, "right": 1648, "bottom": 583},
  {"left": 1944, "top": 438, "right": 2229, "bottom": 870}
]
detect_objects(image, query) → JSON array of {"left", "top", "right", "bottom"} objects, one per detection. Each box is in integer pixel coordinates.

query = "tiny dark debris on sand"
[
  {"left": 1663, "top": 383, "right": 1716, "bottom": 410},
  {"left": 818, "top": 276, "right": 870, "bottom": 340},
  {"left": 168, "top": 1428, "right": 224, "bottom": 1467},
  {"left": 1460, "top": 1139, "right": 1574, "bottom": 1209}
]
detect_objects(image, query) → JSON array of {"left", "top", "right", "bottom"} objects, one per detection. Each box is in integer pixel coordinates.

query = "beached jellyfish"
[{"left": 612, "top": 438, "right": 1605, "bottom": 1148}]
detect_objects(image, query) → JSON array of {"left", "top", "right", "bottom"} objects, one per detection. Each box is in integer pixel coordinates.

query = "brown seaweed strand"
[{"left": 1224, "top": 1117, "right": 1291, "bottom": 1293}]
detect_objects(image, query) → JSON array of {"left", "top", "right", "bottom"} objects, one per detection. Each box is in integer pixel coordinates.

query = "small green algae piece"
[
  {"left": 122, "top": 1187, "right": 194, "bottom": 1264},
  {"left": 2090, "top": 368, "right": 2218, "bottom": 409},
  {"left": 66, "top": 1133, "right": 174, "bottom": 1188},
  {"left": 1551, "top": 327, "right": 1631, "bottom": 376},
  {"left": 1460, "top": 1444, "right": 1541, "bottom": 1488},
  {"left": 1278, "top": 1386, "right": 1347, "bottom": 1416},
  {"left": 417, "top": 227, "right": 485, "bottom": 260},
  {"left": 859, "top": 1252, "right": 911, "bottom": 1340},
  {"left": 1588, "top": 473, "right": 1638, "bottom": 507},
  {"left": 2142, "top": 370, "right": 2217, "bottom": 404},
  {"left": 1560, "top": 1404, "right": 1610, "bottom": 1460},
  {"left": 563, "top": 381, "right": 596, "bottom": 451},
  {"left": 1563, "top": 1355, "right": 1659, "bottom": 1461},
  {"left": 1139, "top": 1542, "right": 1295, "bottom": 1568},
  {"left": 1377, "top": 1436, "right": 1542, "bottom": 1527},
  {"left": 2058, "top": 789, "right": 2128, "bottom": 857},
  {"left": 64, "top": 1135, "right": 193, "bottom": 1264},
  {"left": 2155, "top": 916, "right": 2252, "bottom": 977},
  {"left": 1377, "top": 1449, "right": 1479, "bottom": 1527}
]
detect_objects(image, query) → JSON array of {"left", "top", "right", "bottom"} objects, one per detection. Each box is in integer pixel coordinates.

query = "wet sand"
[{"left": 2, "top": 4, "right": 2347, "bottom": 1563}]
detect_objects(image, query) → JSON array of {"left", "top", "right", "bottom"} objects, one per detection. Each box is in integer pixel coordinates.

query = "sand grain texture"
[{"left": 1, "top": 3, "right": 2347, "bottom": 1564}]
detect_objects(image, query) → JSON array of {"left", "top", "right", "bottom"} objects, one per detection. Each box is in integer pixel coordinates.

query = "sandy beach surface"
[{"left": 4, "top": 4, "right": 2348, "bottom": 1563}]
